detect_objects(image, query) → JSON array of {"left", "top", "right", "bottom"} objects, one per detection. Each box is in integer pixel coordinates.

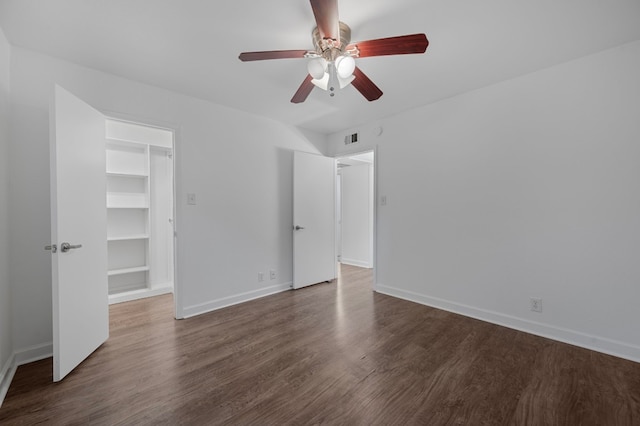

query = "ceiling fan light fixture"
[
  {"left": 307, "top": 58, "right": 327, "bottom": 80},
  {"left": 311, "top": 72, "right": 330, "bottom": 90},
  {"left": 335, "top": 55, "right": 356, "bottom": 79},
  {"left": 239, "top": 0, "right": 429, "bottom": 103},
  {"left": 337, "top": 73, "right": 355, "bottom": 89}
]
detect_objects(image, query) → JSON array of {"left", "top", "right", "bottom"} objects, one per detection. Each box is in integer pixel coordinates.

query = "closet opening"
[{"left": 105, "top": 119, "right": 175, "bottom": 305}]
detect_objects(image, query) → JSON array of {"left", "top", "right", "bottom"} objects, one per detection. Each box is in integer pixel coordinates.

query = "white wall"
[
  {"left": 0, "top": 25, "right": 13, "bottom": 398},
  {"left": 9, "top": 46, "right": 327, "bottom": 358},
  {"left": 340, "top": 164, "right": 373, "bottom": 268},
  {"left": 327, "top": 41, "right": 640, "bottom": 362}
]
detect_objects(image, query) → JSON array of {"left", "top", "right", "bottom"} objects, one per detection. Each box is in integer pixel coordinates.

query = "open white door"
[
  {"left": 49, "top": 85, "right": 108, "bottom": 381},
  {"left": 293, "top": 151, "right": 336, "bottom": 289}
]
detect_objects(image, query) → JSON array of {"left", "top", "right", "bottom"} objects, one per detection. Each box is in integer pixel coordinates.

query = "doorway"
[
  {"left": 336, "top": 150, "right": 375, "bottom": 281},
  {"left": 105, "top": 119, "right": 176, "bottom": 305}
]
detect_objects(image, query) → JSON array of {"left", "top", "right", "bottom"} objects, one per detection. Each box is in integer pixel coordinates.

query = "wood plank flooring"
[{"left": 1, "top": 264, "right": 639, "bottom": 425}]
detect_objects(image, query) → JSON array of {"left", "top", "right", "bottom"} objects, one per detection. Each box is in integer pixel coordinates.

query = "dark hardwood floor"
[{"left": 1, "top": 264, "right": 639, "bottom": 425}]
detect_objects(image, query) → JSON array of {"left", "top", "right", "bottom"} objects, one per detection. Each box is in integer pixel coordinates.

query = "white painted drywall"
[
  {"left": 8, "top": 46, "right": 327, "bottom": 355},
  {"left": 0, "top": 25, "right": 13, "bottom": 390},
  {"left": 327, "top": 41, "right": 640, "bottom": 362},
  {"left": 340, "top": 164, "right": 373, "bottom": 268}
]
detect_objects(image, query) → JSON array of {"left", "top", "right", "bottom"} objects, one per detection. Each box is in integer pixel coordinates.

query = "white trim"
[
  {"left": 182, "top": 282, "right": 292, "bottom": 318},
  {"left": 108, "top": 286, "right": 173, "bottom": 305},
  {"left": 372, "top": 146, "right": 378, "bottom": 291},
  {"left": 340, "top": 258, "right": 372, "bottom": 269},
  {"left": 376, "top": 283, "right": 640, "bottom": 364},
  {"left": 14, "top": 342, "right": 53, "bottom": 366},
  {"left": 0, "top": 343, "right": 53, "bottom": 407},
  {"left": 333, "top": 147, "right": 377, "bottom": 291},
  {"left": 101, "top": 109, "right": 181, "bottom": 321},
  {"left": 172, "top": 125, "right": 183, "bottom": 320},
  {"left": 0, "top": 354, "right": 16, "bottom": 407}
]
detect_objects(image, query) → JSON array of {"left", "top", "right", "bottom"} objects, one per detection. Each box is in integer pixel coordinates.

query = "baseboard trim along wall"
[
  {"left": 376, "top": 283, "right": 640, "bottom": 364},
  {"left": 108, "top": 286, "right": 173, "bottom": 305},
  {"left": 340, "top": 258, "right": 372, "bottom": 269},
  {"left": 14, "top": 342, "right": 53, "bottom": 366},
  {"left": 0, "top": 342, "right": 53, "bottom": 407},
  {"left": 0, "top": 354, "right": 16, "bottom": 408},
  {"left": 182, "top": 282, "right": 292, "bottom": 319}
]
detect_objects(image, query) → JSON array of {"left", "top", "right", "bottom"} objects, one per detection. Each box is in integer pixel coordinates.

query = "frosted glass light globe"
[
  {"left": 307, "top": 58, "right": 327, "bottom": 80},
  {"left": 335, "top": 55, "right": 356, "bottom": 79}
]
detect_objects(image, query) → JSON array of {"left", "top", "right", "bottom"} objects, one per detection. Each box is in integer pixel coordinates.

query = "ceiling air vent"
[{"left": 344, "top": 132, "right": 359, "bottom": 145}]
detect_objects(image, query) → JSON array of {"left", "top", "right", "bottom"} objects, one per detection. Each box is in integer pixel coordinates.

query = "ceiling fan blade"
[
  {"left": 291, "top": 75, "right": 315, "bottom": 104},
  {"left": 347, "top": 33, "right": 429, "bottom": 58},
  {"left": 352, "top": 67, "right": 383, "bottom": 101},
  {"left": 310, "top": 0, "right": 340, "bottom": 42},
  {"left": 239, "top": 50, "right": 309, "bottom": 62}
]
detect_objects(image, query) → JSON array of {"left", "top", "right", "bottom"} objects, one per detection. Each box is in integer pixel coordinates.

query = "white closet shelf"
[
  {"left": 106, "top": 193, "right": 149, "bottom": 208},
  {"left": 108, "top": 266, "right": 150, "bottom": 276},
  {"left": 107, "top": 204, "right": 149, "bottom": 209},
  {"left": 107, "top": 234, "right": 149, "bottom": 242},
  {"left": 106, "top": 136, "right": 147, "bottom": 146},
  {"left": 106, "top": 171, "right": 148, "bottom": 178}
]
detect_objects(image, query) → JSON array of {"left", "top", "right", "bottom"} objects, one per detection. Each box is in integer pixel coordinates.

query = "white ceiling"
[{"left": 1, "top": 0, "right": 639, "bottom": 135}]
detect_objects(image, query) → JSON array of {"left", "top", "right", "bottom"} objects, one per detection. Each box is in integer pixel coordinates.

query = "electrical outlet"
[
  {"left": 530, "top": 297, "right": 542, "bottom": 313},
  {"left": 258, "top": 272, "right": 264, "bottom": 282},
  {"left": 187, "top": 193, "right": 196, "bottom": 205},
  {"left": 269, "top": 269, "right": 277, "bottom": 280}
]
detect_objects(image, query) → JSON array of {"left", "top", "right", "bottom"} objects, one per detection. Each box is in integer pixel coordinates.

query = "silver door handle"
[
  {"left": 45, "top": 244, "right": 58, "bottom": 253},
  {"left": 60, "top": 242, "right": 82, "bottom": 253},
  {"left": 294, "top": 225, "right": 305, "bottom": 231}
]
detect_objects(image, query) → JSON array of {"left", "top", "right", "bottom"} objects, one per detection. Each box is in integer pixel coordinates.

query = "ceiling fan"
[{"left": 238, "top": 0, "right": 429, "bottom": 104}]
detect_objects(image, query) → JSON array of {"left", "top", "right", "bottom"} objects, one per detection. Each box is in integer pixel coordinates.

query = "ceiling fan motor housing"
[{"left": 313, "top": 21, "right": 352, "bottom": 61}]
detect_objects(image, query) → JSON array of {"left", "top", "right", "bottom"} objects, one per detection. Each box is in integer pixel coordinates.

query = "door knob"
[
  {"left": 294, "top": 225, "right": 305, "bottom": 231},
  {"left": 60, "top": 242, "right": 82, "bottom": 253}
]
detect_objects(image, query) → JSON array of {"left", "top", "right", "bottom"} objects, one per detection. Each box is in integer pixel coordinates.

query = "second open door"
[{"left": 293, "top": 151, "right": 336, "bottom": 289}]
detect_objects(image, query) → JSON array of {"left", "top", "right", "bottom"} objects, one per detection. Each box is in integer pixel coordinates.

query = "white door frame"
[
  {"left": 334, "top": 147, "right": 377, "bottom": 291},
  {"left": 336, "top": 171, "right": 342, "bottom": 263},
  {"left": 102, "top": 110, "right": 182, "bottom": 318}
]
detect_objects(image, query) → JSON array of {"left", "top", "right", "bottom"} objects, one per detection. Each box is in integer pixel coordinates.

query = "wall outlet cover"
[{"left": 530, "top": 297, "right": 542, "bottom": 313}]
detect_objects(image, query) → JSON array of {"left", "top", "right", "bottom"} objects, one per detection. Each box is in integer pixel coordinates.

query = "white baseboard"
[
  {"left": 376, "top": 283, "right": 640, "bottom": 364},
  {"left": 0, "top": 342, "right": 52, "bottom": 407},
  {"left": 340, "top": 258, "right": 372, "bottom": 268},
  {"left": 182, "top": 282, "right": 292, "bottom": 319},
  {"left": 0, "top": 353, "right": 16, "bottom": 408},
  {"left": 109, "top": 286, "right": 173, "bottom": 305},
  {"left": 14, "top": 342, "right": 53, "bottom": 366}
]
